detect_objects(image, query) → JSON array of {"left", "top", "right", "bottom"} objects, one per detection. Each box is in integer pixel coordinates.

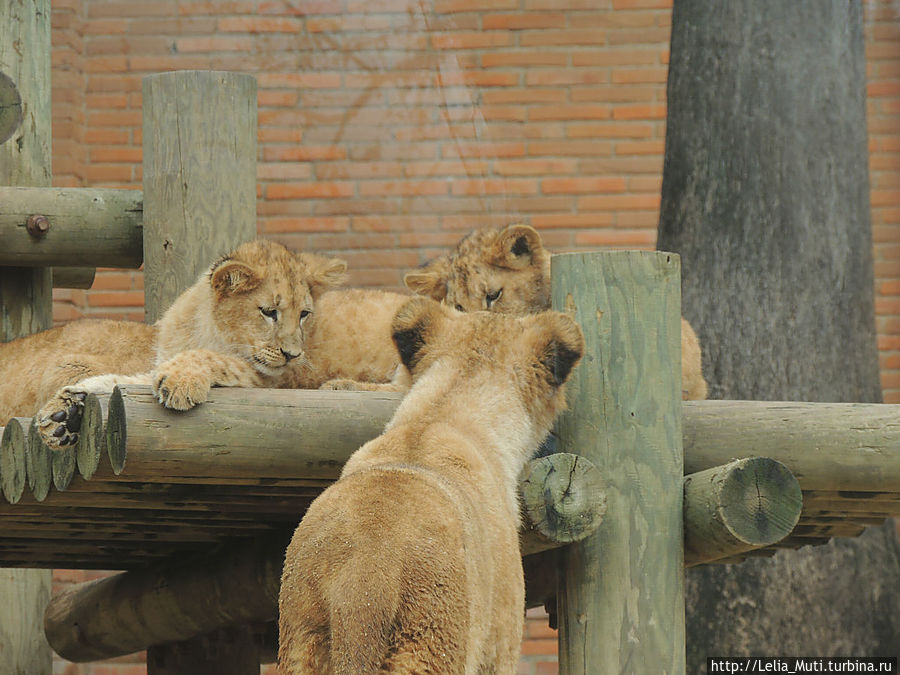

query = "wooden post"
[
  {"left": 141, "top": 70, "right": 258, "bottom": 673},
  {"left": 0, "top": 1, "right": 54, "bottom": 672},
  {"left": 142, "top": 71, "right": 257, "bottom": 323},
  {"left": 552, "top": 251, "right": 685, "bottom": 674}
]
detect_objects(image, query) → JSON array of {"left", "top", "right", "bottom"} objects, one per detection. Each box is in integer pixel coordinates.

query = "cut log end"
[
  {"left": 76, "top": 394, "right": 106, "bottom": 480},
  {"left": 26, "top": 419, "right": 52, "bottom": 502},
  {"left": 520, "top": 452, "right": 607, "bottom": 545},
  {"left": 684, "top": 457, "right": 802, "bottom": 566},
  {"left": 106, "top": 387, "right": 127, "bottom": 475}
]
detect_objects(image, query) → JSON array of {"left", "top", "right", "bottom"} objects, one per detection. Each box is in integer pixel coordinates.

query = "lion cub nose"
[{"left": 281, "top": 348, "right": 300, "bottom": 362}]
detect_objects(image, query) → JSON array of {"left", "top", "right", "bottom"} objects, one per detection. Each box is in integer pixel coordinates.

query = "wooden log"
[
  {"left": 104, "top": 385, "right": 402, "bottom": 480},
  {"left": 51, "top": 267, "right": 96, "bottom": 289},
  {"left": 519, "top": 452, "right": 607, "bottom": 556},
  {"left": 0, "top": 418, "right": 28, "bottom": 503},
  {"left": 26, "top": 419, "right": 52, "bottom": 502},
  {"left": 0, "top": 0, "right": 55, "bottom": 671},
  {"left": 683, "top": 400, "right": 900, "bottom": 492},
  {"left": 51, "top": 442, "right": 76, "bottom": 492},
  {"left": 552, "top": 251, "right": 685, "bottom": 674},
  {"left": 141, "top": 71, "right": 257, "bottom": 323},
  {"left": 0, "top": 187, "right": 142, "bottom": 268},
  {"left": 43, "top": 452, "right": 608, "bottom": 662},
  {"left": 683, "top": 457, "right": 802, "bottom": 566},
  {"left": 44, "top": 534, "right": 288, "bottom": 663},
  {"left": 76, "top": 394, "right": 107, "bottom": 480}
]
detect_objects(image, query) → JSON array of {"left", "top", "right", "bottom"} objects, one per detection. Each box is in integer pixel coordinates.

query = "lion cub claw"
[{"left": 37, "top": 388, "right": 87, "bottom": 450}]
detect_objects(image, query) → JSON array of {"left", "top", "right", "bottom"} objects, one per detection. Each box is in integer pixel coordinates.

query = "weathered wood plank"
[
  {"left": 0, "top": 187, "right": 142, "bottom": 268},
  {"left": 683, "top": 400, "right": 900, "bottom": 492},
  {"left": 141, "top": 71, "right": 257, "bottom": 323},
  {"left": 552, "top": 251, "right": 685, "bottom": 674}
]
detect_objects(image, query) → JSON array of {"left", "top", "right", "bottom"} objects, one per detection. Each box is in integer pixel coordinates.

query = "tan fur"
[
  {"left": 0, "top": 320, "right": 157, "bottom": 421},
  {"left": 280, "top": 288, "right": 411, "bottom": 391},
  {"left": 405, "top": 223, "right": 709, "bottom": 401},
  {"left": 34, "top": 239, "right": 347, "bottom": 448},
  {"left": 278, "top": 297, "right": 584, "bottom": 675}
]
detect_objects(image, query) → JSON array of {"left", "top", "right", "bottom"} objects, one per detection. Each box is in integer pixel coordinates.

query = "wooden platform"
[{"left": 0, "top": 390, "right": 897, "bottom": 570}]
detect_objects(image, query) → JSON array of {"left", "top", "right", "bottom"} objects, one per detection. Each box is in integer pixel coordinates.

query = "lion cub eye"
[
  {"left": 485, "top": 289, "right": 503, "bottom": 309},
  {"left": 299, "top": 309, "right": 311, "bottom": 323},
  {"left": 455, "top": 304, "right": 465, "bottom": 312},
  {"left": 260, "top": 307, "right": 278, "bottom": 321}
]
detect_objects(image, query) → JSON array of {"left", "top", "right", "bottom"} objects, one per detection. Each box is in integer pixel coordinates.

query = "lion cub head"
[
  {"left": 404, "top": 224, "right": 550, "bottom": 314},
  {"left": 390, "top": 296, "right": 584, "bottom": 431},
  {"left": 207, "top": 240, "right": 347, "bottom": 376}
]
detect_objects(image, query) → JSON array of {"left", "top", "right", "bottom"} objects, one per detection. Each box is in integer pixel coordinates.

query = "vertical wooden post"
[
  {"left": 0, "top": 1, "right": 54, "bottom": 673},
  {"left": 141, "top": 70, "right": 258, "bottom": 673},
  {"left": 552, "top": 251, "right": 685, "bottom": 674},
  {"left": 142, "top": 70, "right": 258, "bottom": 323}
]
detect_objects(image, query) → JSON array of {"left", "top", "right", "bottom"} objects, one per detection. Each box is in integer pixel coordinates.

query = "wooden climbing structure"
[{"left": 1, "top": 2, "right": 899, "bottom": 673}]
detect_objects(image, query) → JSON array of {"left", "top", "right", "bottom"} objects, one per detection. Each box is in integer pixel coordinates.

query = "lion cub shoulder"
[
  {"left": 405, "top": 223, "right": 708, "bottom": 400},
  {"left": 278, "top": 297, "right": 584, "bottom": 674}
]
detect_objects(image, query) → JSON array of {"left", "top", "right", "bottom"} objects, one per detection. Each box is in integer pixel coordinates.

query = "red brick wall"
[{"left": 44, "top": 2, "right": 897, "bottom": 674}]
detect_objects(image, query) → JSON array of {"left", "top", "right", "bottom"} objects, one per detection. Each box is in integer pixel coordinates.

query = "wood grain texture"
[
  {"left": 46, "top": 535, "right": 287, "bottom": 663},
  {"left": 519, "top": 452, "right": 606, "bottom": 555},
  {"left": 0, "top": 187, "right": 142, "bottom": 268},
  {"left": 0, "top": 418, "right": 28, "bottom": 504},
  {"left": 552, "top": 251, "right": 685, "bottom": 675},
  {"left": 0, "top": 2, "right": 54, "bottom": 672},
  {"left": 141, "top": 71, "right": 257, "bottom": 323},
  {"left": 683, "top": 401, "right": 900, "bottom": 492},
  {"left": 26, "top": 418, "right": 51, "bottom": 502},
  {"left": 683, "top": 457, "right": 802, "bottom": 566}
]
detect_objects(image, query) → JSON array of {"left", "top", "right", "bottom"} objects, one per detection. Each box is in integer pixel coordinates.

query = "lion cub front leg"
[
  {"left": 152, "top": 349, "right": 265, "bottom": 411},
  {"left": 38, "top": 372, "right": 153, "bottom": 449}
]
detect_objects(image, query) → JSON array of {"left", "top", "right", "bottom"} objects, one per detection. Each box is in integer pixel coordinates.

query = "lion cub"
[
  {"left": 35, "top": 239, "right": 346, "bottom": 448},
  {"left": 405, "top": 223, "right": 708, "bottom": 400},
  {"left": 278, "top": 297, "right": 584, "bottom": 674}
]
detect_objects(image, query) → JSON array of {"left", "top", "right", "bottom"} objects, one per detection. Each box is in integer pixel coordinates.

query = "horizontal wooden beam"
[
  {"left": 683, "top": 400, "right": 900, "bottom": 492},
  {"left": 51, "top": 267, "right": 95, "bottom": 289},
  {"left": 0, "top": 186, "right": 142, "bottom": 268},
  {"left": 44, "top": 451, "right": 607, "bottom": 663}
]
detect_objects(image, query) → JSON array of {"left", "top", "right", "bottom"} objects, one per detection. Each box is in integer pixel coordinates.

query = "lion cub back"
[{"left": 278, "top": 298, "right": 584, "bottom": 675}]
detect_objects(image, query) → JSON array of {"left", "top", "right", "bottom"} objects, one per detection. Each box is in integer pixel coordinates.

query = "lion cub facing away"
[
  {"left": 278, "top": 297, "right": 584, "bottom": 674},
  {"left": 405, "top": 223, "right": 708, "bottom": 401}
]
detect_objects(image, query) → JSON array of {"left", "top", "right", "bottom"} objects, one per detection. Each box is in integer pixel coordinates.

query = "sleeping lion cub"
[
  {"left": 405, "top": 223, "right": 709, "bottom": 400},
  {"left": 278, "top": 297, "right": 584, "bottom": 674},
  {"left": 34, "top": 239, "right": 347, "bottom": 448}
]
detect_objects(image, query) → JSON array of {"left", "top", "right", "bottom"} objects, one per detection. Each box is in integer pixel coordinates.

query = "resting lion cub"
[
  {"left": 278, "top": 297, "right": 584, "bottom": 674},
  {"left": 34, "top": 239, "right": 346, "bottom": 448},
  {"left": 405, "top": 223, "right": 709, "bottom": 400}
]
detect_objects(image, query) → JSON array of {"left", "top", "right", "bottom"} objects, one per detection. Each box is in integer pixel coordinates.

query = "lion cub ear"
[
  {"left": 531, "top": 312, "right": 585, "bottom": 387},
  {"left": 491, "top": 224, "right": 543, "bottom": 270},
  {"left": 391, "top": 296, "right": 447, "bottom": 372},
  {"left": 300, "top": 254, "right": 348, "bottom": 299},
  {"left": 403, "top": 256, "right": 450, "bottom": 301},
  {"left": 210, "top": 259, "right": 262, "bottom": 297}
]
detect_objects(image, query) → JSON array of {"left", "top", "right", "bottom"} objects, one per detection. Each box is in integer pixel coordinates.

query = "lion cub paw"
[
  {"left": 153, "top": 367, "right": 211, "bottom": 411},
  {"left": 319, "top": 378, "right": 363, "bottom": 391},
  {"left": 37, "top": 388, "right": 87, "bottom": 450}
]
